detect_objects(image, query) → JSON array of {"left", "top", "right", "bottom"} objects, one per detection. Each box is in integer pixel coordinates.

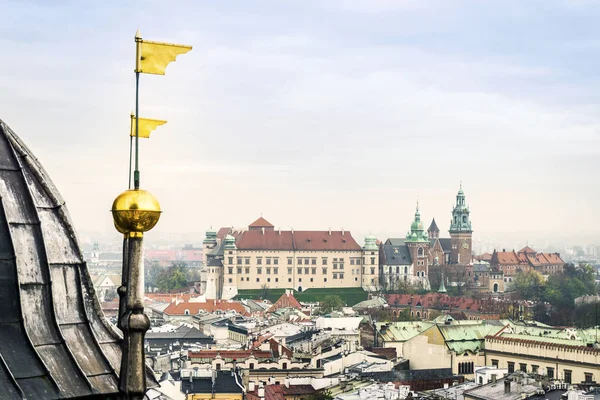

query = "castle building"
[
  {"left": 381, "top": 185, "right": 474, "bottom": 289},
  {"left": 380, "top": 205, "right": 431, "bottom": 290},
  {"left": 200, "top": 217, "right": 379, "bottom": 299}
]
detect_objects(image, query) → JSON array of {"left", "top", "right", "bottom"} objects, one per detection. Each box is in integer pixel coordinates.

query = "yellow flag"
[
  {"left": 135, "top": 33, "right": 192, "bottom": 75},
  {"left": 130, "top": 115, "right": 167, "bottom": 138}
]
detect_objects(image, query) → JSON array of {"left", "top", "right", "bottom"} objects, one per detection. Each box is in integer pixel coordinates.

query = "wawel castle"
[{"left": 200, "top": 186, "right": 563, "bottom": 299}]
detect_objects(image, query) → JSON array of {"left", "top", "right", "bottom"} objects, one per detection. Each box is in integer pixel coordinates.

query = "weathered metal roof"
[{"left": 0, "top": 119, "right": 154, "bottom": 398}]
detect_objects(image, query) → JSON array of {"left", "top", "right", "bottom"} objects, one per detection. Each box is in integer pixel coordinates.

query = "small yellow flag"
[
  {"left": 136, "top": 34, "right": 192, "bottom": 75},
  {"left": 130, "top": 115, "right": 167, "bottom": 138}
]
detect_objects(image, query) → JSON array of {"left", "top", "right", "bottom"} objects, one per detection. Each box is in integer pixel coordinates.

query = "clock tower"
[{"left": 449, "top": 183, "right": 473, "bottom": 265}]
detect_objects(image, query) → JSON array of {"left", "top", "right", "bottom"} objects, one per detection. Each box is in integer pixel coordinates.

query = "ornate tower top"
[
  {"left": 449, "top": 183, "right": 472, "bottom": 233},
  {"left": 224, "top": 234, "right": 237, "bottom": 250},
  {"left": 406, "top": 203, "right": 429, "bottom": 243},
  {"left": 363, "top": 234, "right": 378, "bottom": 251},
  {"left": 203, "top": 226, "right": 218, "bottom": 245},
  {"left": 427, "top": 218, "right": 440, "bottom": 239}
]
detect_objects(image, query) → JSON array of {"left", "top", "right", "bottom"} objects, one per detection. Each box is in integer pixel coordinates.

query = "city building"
[
  {"left": 200, "top": 217, "right": 378, "bottom": 299},
  {"left": 489, "top": 247, "right": 565, "bottom": 279}
]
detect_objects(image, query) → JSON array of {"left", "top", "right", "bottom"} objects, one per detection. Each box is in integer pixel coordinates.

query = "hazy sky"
[{"left": 1, "top": 0, "right": 599, "bottom": 245}]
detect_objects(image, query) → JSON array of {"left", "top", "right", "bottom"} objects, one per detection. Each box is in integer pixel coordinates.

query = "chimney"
[
  {"left": 502, "top": 248, "right": 506, "bottom": 252},
  {"left": 189, "top": 372, "right": 193, "bottom": 383},
  {"left": 249, "top": 381, "right": 255, "bottom": 392},
  {"left": 504, "top": 379, "right": 511, "bottom": 394},
  {"left": 328, "top": 228, "right": 331, "bottom": 236},
  {"left": 262, "top": 227, "right": 265, "bottom": 235},
  {"left": 342, "top": 228, "right": 345, "bottom": 236},
  {"left": 258, "top": 382, "right": 265, "bottom": 399},
  {"left": 278, "top": 228, "right": 281, "bottom": 235}
]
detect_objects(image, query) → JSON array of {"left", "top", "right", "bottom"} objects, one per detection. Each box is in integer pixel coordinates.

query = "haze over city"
[{"left": 1, "top": 0, "right": 599, "bottom": 246}]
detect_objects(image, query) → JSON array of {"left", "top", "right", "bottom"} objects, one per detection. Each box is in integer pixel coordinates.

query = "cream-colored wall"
[
  {"left": 222, "top": 249, "right": 369, "bottom": 290},
  {"left": 403, "top": 327, "right": 451, "bottom": 370},
  {"left": 486, "top": 338, "right": 600, "bottom": 383}
]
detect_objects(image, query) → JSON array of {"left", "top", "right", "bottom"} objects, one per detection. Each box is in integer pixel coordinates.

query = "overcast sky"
[{"left": 1, "top": 0, "right": 599, "bottom": 246}]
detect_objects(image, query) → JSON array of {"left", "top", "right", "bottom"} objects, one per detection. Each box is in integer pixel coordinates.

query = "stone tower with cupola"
[
  {"left": 405, "top": 204, "right": 430, "bottom": 289},
  {"left": 449, "top": 183, "right": 473, "bottom": 265},
  {"left": 362, "top": 234, "right": 379, "bottom": 291}
]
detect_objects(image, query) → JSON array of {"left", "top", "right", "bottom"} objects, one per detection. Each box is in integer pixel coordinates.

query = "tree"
[
  {"left": 155, "top": 263, "right": 191, "bottom": 292},
  {"left": 260, "top": 284, "right": 269, "bottom": 300},
  {"left": 509, "top": 270, "right": 544, "bottom": 300},
  {"left": 319, "top": 295, "right": 345, "bottom": 314}
]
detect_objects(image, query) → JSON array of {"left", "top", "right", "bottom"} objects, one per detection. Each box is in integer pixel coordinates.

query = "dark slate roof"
[
  {"left": 0, "top": 119, "right": 155, "bottom": 398},
  {"left": 382, "top": 243, "right": 412, "bottom": 266},
  {"left": 180, "top": 371, "right": 243, "bottom": 394},
  {"left": 384, "top": 238, "right": 405, "bottom": 246},
  {"left": 439, "top": 238, "right": 452, "bottom": 252},
  {"left": 206, "top": 257, "right": 223, "bottom": 267},
  {"left": 473, "top": 263, "right": 490, "bottom": 273},
  {"left": 428, "top": 218, "right": 439, "bottom": 233},
  {"left": 146, "top": 325, "right": 213, "bottom": 343}
]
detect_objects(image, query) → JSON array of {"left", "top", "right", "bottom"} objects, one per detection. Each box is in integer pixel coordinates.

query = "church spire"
[
  {"left": 438, "top": 271, "right": 447, "bottom": 294},
  {"left": 449, "top": 183, "right": 472, "bottom": 233}
]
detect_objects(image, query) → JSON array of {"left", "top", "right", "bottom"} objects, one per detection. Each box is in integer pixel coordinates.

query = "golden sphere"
[{"left": 111, "top": 189, "right": 161, "bottom": 234}]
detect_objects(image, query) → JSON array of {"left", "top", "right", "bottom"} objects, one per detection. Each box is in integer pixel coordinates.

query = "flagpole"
[
  {"left": 128, "top": 114, "right": 133, "bottom": 189},
  {"left": 134, "top": 31, "right": 142, "bottom": 190}
]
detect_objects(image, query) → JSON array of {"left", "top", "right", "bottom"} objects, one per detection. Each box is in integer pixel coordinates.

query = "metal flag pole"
[
  {"left": 128, "top": 113, "right": 134, "bottom": 189},
  {"left": 134, "top": 32, "right": 141, "bottom": 190}
]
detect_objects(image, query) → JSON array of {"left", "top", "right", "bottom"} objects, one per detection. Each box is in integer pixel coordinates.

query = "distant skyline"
[{"left": 1, "top": 0, "right": 599, "bottom": 242}]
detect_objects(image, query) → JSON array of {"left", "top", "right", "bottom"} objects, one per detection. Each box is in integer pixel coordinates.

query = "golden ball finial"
[{"left": 111, "top": 189, "right": 161, "bottom": 235}]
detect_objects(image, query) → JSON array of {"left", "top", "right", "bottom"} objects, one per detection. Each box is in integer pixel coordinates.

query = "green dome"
[
  {"left": 224, "top": 234, "right": 237, "bottom": 249},
  {"left": 363, "top": 234, "right": 378, "bottom": 251},
  {"left": 203, "top": 226, "right": 218, "bottom": 244},
  {"left": 411, "top": 220, "right": 423, "bottom": 231}
]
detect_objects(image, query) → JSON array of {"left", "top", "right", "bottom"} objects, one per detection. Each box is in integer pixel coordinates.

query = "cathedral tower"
[
  {"left": 406, "top": 203, "right": 430, "bottom": 289},
  {"left": 449, "top": 183, "right": 473, "bottom": 264}
]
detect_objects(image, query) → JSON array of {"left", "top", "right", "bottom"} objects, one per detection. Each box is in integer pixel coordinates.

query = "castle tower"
[
  {"left": 91, "top": 241, "right": 100, "bottom": 263},
  {"left": 449, "top": 183, "right": 473, "bottom": 265},
  {"left": 427, "top": 219, "right": 439, "bottom": 239},
  {"left": 405, "top": 204, "right": 430, "bottom": 289},
  {"left": 362, "top": 234, "right": 379, "bottom": 291},
  {"left": 221, "top": 234, "right": 238, "bottom": 299}
]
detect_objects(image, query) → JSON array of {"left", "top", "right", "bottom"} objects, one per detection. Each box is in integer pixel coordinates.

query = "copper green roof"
[{"left": 376, "top": 321, "right": 434, "bottom": 342}]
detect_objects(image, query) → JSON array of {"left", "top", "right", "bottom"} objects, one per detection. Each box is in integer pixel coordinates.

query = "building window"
[
  {"left": 266, "top": 258, "right": 271, "bottom": 265},
  {"left": 350, "top": 259, "right": 355, "bottom": 265},
  {"left": 312, "top": 268, "right": 316, "bottom": 275},
  {"left": 246, "top": 277, "right": 249, "bottom": 281},
  {"left": 245, "top": 267, "right": 250, "bottom": 274},
  {"left": 418, "top": 248, "right": 424, "bottom": 257},
  {"left": 267, "top": 278, "right": 271, "bottom": 282},
  {"left": 228, "top": 267, "right": 233, "bottom": 274},
  {"left": 245, "top": 258, "right": 250, "bottom": 265},
  {"left": 297, "top": 268, "right": 302, "bottom": 274},
  {"left": 288, "top": 268, "right": 292, "bottom": 275},
  {"left": 564, "top": 370, "right": 572, "bottom": 384},
  {"left": 333, "top": 273, "right": 338, "bottom": 279},
  {"left": 340, "top": 274, "right": 344, "bottom": 279},
  {"left": 333, "top": 263, "right": 338, "bottom": 270},
  {"left": 305, "top": 268, "right": 309, "bottom": 275},
  {"left": 257, "top": 268, "right": 262, "bottom": 274},
  {"left": 274, "top": 258, "right": 279, "bottom": 265},
  {"left": 298, "top": 259, "right": 302, "bottom": 265},
  {"left": 249, "top": 363, "right": 254, "bottom": 370},
  {"left": 324, "top": 278, "right": 327, "bottom": 282},
  {"left": 547, "top": 367, "right": 554, "bottom": 379},
  {"left": 287, "top": 258, "right": 293, "bottom": 265},
  {"left": 355, "top": 277, "right": 358, "bottom": 281},
  {"left": 362, "top": 267, "right": 365, "bottom": 274},
  {"left": 371, "top": 267, "right": 375, "bottom": 275},
  {"left": 228, "top": 278, "right": 232, "bottom": 283},
  {"left": 531, "top": 365, "right": 538, "bottom": 374},
  {"left": 274, "top": 268, "right": 278, "bottom": 274},
  {"left": 322, "top": 268, "right": 327, "bottom": 274},
  {"left": 257, "top": 258, "right": 262, "bottom": 265},
  {"left": 184, "top": 309, "right": 190, "bottom": 315},
  {"left": 311, "top": 258, "right": 317, "bottom": 265},
  {"left": 288, "top": 278, "right": 292, "bottom": 282},
  {"left": 519, "top": 363, "right": 527, "bottom": 372},
  {"left": 310, "top": 278, "right": 314, "bottom": 282},
  {"left": 507, "top": 362, "right": 515, "bottom": 373},
  {"left": 585, "top": 373, "right": 593, "bottom": 383},
  {"left": 266, "top": 268, "right": 271, "bottom": 274},
  {"left": 275, "top": 278, "right": 279, "bottom": 282},
  {"left": 298, "top": 278, "right": 302, "bottom": 282},
  {"left": 237, "top": 257, "right": 242, "bottom": 264},
  {"left": 491, "top": 359, "right": 499, "bottom": 368},
  {"left": 305, "top": 258, "right": 310, "bottom": 265},
  {"left": 228, "top": 257, "right": 233, "bottom": 264},
  {"left": 322, "top": 257, "right": 327, "bottom": 265},
  {"left": 256, "top": 278, "right": 260, "bottom": 282},
  {"left": 237, "top": 267, "right": 242, "bottom": 274},
  {"left": 371, "top": 257, "right": 376, "bottom": 264}
]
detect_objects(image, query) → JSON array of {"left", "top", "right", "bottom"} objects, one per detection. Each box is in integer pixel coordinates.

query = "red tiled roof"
[
  {"left": 268, "top": 292, "right": 302, "bottom": 313},
  {"left": 247, "top": 384, "right": 316, "bottom": 400},
  {"left": 230, "top": 229, "right": 361, "bottom": 251},
  {"left": 492, "top": 251, "right": 521, "bottom": 265},
  {"left": 249, "top": 217, "right": 275, "bottom": 228},
  {"left": 386, "top": 293, "right": 493, "bottom": 312},
  {"left": 189, "top": 349, "right": 272, "bottom": 360},
  {"left": 519, "top": 246, "right": 536, "bottom": 254},
  {"left": 163, "top": 299, "right": 249, "bottom": 316},
  {"left": 539, "top": 252, "right": 564, "bottom": 265}
]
